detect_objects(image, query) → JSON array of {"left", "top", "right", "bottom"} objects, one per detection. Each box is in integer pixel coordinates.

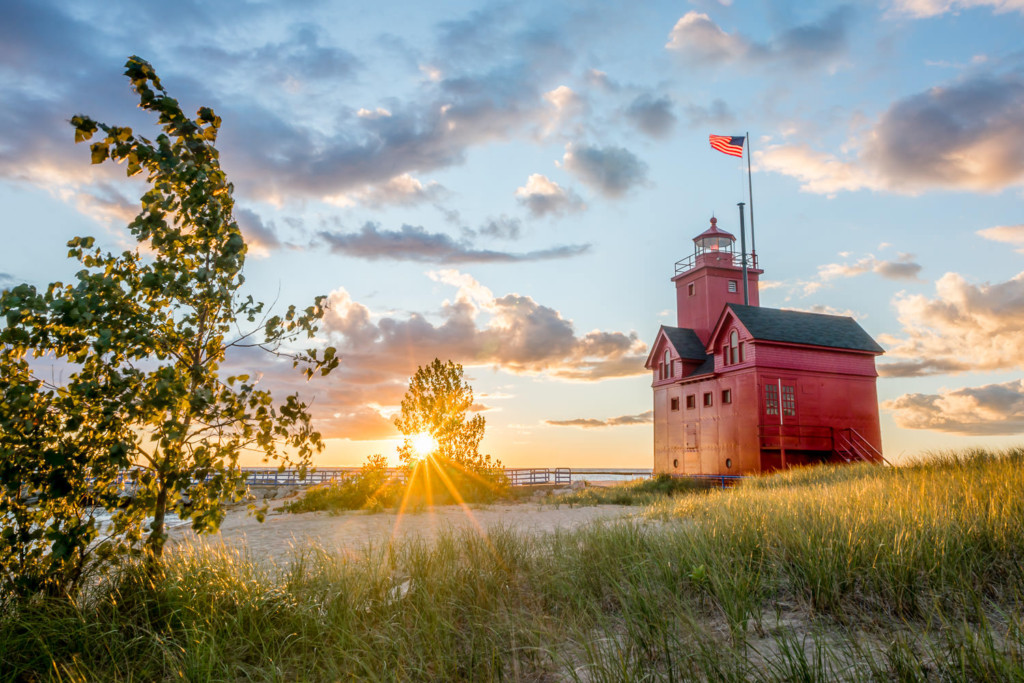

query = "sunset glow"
[{"left": 411, "top": 433, "right": 437, "bottom": 460}]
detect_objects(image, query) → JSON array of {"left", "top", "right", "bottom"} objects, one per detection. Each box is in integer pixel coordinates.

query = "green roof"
[
  {"left": 661, "top": 326, "right": 708, "bottom": 359},
  {"left": 727, "top": 304, "right": 884, "bottom": 354}
]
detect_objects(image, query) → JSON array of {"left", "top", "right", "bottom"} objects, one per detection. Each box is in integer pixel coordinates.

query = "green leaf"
[{"left": 90, "top": 143, "right": 109, "bottom": 164}]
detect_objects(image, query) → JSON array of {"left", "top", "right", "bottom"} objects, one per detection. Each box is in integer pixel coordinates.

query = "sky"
[{"left": 2, "top": 0, "right": 1024, "bottom": 468}]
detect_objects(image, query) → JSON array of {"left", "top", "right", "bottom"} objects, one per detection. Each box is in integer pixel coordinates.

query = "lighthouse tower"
[
  {"left": 671, "top": 217, "right": 762, "bottom": 342},
  {"left": 645, "top": 217, "right": 885, "bottom": 477}
]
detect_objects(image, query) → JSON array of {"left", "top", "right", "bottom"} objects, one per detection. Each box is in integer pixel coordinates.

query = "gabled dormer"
[
  {"left": 706, "top": 307, "right": 754, "bottom": 373},
  {"left": 645, "top": 325, "right": 713, "bottom": 384}
]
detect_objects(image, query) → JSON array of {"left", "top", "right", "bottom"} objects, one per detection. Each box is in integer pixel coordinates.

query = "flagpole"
[{"left": 746, "top": 131, "right": 756, "bottom": 261}]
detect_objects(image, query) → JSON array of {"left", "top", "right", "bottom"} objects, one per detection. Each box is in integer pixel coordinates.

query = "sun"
[{"left": 411, "top": 432, "right": 437, "bottom": 460}]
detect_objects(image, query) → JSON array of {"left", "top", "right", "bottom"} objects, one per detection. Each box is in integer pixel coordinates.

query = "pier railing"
[
  {"left": 102, "top": 466, "right": 664, "bottom": 496},
  {"left": 240, "top": 467, "right": 575, "bottom": 488}
]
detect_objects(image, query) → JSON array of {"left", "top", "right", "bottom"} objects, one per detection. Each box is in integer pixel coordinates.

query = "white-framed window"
[
  {"left": 728, "top": 280, "right": 737, "bottom": 293},
  {"left": 729, "top": 330, "right": 740, "bottom": 364}
]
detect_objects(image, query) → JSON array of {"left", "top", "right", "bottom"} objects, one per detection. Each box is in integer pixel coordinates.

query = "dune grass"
[
  {"left": 549, "top": 473, "right": 713, "bottom": 508},
  {"left": 2, "top": 447, "right": 1023, "bottom": 681}
]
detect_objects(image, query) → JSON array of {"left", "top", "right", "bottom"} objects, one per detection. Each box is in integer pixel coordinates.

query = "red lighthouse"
[{"left": 645, "top": 218, "right": 885, "bottom": 476}]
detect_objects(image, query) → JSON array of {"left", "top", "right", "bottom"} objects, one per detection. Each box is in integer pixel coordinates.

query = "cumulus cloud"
[
  {"left": 543, "top": 85, "right": 586, "bottom": 133},
  {"left": 625, "top": 94, "right": 676, "bottom": 139},
  {"left": 759, "top": 72, "right": 1024, "bottom": 195},
  {"left": 545, "top": 411, "right": 653, "bottom": 428},
  {"left": 818, "top": 253, "right": 923, "bottom": 282},
  {"left": 561, "top": 143, "right": 648, "bottom": 198},
  {"left": 665, "top": 7, "right": 853, "bottom": 68},
  {"left": 883, "top": 380, "right": 1024, "bottom": 435},
  {"left": 318, "top": 222, "right": 589, "bottom": 263},
  {"left": 665, "top": 12, "right": 751, "bottom": 63},
  {"left": 514, "top": 174, "right": 586, "bottom": 218},
  {"left": 887, "top": 0, "right": 1024, "bottom": 18},
  {"left": 878, "top": 271, "right": 1024, "bottom": 377},
  {"left": 322, "top": 271, "right": 647, "bottom": 380},
  {"left": 978, "top": 224, "right": 1024, "bottom": 253},
  {"left": 247, "top": 271, "right": 647, "bottom": 439}
]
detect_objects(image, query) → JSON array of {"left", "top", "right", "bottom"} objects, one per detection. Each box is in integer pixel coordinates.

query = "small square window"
[
  {"left": 686, "top": 394, "right": 696, "bottom": 409},
  {"left": 728, "top": 280, "right": 737, "bottom": 293},
  {"left": 703, "top": 392, "right": 713, "bottom": 407},
  {"left": 670, "top": 397, "right": 680, "bottom": 411},
  {"left": 687, "top": 282, "right": 695, "bottom": 296},
  {"left": 722, "top": 389, "right": 732, "bottom": 404}
]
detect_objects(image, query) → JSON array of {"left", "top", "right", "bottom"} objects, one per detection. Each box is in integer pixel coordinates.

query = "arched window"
[
  {"left": 665, "top": 350, "right": 671, "bottom": 378},
  {"left": 730, "top": 330, "right": 739, "bottom": 365}
]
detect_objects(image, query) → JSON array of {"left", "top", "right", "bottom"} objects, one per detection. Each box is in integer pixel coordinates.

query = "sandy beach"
[{"left": 168, "top": 497, "right": 638, "bottom": 565}]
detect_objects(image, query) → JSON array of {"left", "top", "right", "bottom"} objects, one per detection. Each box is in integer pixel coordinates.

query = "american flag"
[{"left": 709, "top": 134, "right": 745, "bottom": 158}]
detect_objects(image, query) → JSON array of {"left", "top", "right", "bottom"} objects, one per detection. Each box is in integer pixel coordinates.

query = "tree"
[
  {"left": 394, "top": 359, "right": 496, "bottom": 472},
  {"left": 0, "top": 56, "right": 337, "bottom": 592}
]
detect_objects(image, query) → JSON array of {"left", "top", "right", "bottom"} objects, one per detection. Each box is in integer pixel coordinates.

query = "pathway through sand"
[{"left": 168, "top": 499, "right": 637, "bottom": 564}]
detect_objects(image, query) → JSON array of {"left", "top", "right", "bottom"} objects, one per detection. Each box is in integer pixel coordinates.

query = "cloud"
[
  {"left": 665, "top": 7, "right": 853, "bottom": 68},
  {"left": 561, "top": 143, "right": 648, "bottom": 198},
  {"left": 586, "top": 69, "right": 619, "bottom": 92},
  {"left": 882, "top": 380, "right": 1024, "bottom": 435},
  {"left": 978, "top": 224, "right": 1024, "bottom": 253},
  {"left": 326, "top": 174, "right": 446, "bottom": 209},
  {"left": 545, "top": 411, "right": 654, "bottom": 428},
  {"left": 878, "top": 271, "right": 1024, "bottom": 377},
  {"left": 665, "top": 12, "right": 751, "bottom": 63},
  {"left": 321, "top": 271, "right": 647, "bottom": 380},
  {"left": 755, "top": 145, "right": 882, "bottom": 195},
  {"left": 543, "top": 85, "right": 586, "bottom": 130},
  {"left": 478, "top": 216, "right": 523, "bottom": 240},
  {"left": 193, "top": 24, "right": 362, "bottom": 88},
  {"left": 245, "top": 271, "right": 647, "bottom": 440},
  {"left": 235, "top": 208, "right": 283, "bottom": 257},
  {"left": 682, "top": 99, "right": 735, "bottom": 128},
  {"left": 0, "top": 1, "right": 586, "bottom": 211},
  {"left": 624, "top": 94, "right": 676, "bottom": 139},
  {"left": 887, "top": 0, "right": 1024, "bottom": 18},
  {"left": 318, "top": 222, "right": 590, "bottom": 263},
  {"left": 514, "top": 174, "right": 586, "bottom": 218},
  {"left": 818, "top": 253, "right": 923, "bottom": 282},
  {"left": 759, "top": 72, "right": 1024, "bottom": 194}
]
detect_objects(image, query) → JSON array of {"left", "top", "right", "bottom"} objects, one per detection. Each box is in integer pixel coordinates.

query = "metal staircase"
[{"left": 833, "top": 427, "right": 889, "bottom": 465}]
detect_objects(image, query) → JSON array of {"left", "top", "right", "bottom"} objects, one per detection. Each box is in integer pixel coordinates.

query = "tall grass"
[
  {"left": 2, "top": 447, "right": 1023, "bottom": 681},
  {"left": 550, "top": 474, "right": 711, "bottom": 508}
]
